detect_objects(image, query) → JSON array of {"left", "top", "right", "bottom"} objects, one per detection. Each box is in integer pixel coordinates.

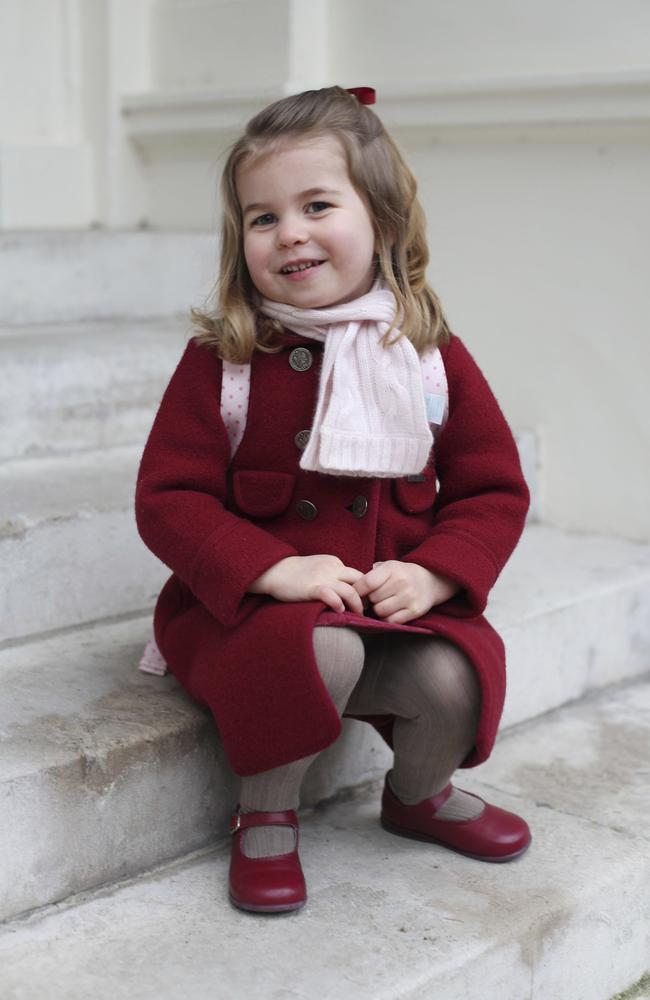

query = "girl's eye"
[
  {"left": 250, "top": 213, "right": 276, "bottom": 227},
  {"left": 306, "top": 201, "right": 331, "bottom": 214}
]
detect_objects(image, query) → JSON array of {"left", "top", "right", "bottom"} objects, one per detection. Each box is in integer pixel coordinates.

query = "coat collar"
[{"left": 274, "top": 328, "right": 322, "bottom": 349}]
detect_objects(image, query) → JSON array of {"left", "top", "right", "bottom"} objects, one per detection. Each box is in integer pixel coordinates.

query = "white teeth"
[{"left": 281, "top": 261, "right": 321, "bottom": 274}]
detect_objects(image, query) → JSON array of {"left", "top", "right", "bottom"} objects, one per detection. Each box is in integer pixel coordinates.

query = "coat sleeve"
[
  {"left": 135, "top": 338, "right": 299, "bottom": 628},
  {"left": 402, "top": 334, "right": 530, "bottom": 617}
]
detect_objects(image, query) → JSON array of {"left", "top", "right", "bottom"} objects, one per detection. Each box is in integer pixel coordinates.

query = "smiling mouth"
[{"left": 280, "top": 260, "right": 325, "bottom": 275}]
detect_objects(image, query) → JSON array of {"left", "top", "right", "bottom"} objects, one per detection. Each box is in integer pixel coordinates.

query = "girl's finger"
[
  {"left": 338, "top": 582, "right": 365, "bottom": 615},
  {"left": 339, "top": 566, "right": 365, "bottom": 585},
  {"left": 367, "top": 582, "right": 397, "bottom": 604},
  {"left": 372, "top": 595, "right": 406, "bottom": 618},
  {"left": 314, "top": 585, "right": 345, "bottom": 613},
  {"left": 354, "top": 564, "right": 390, "bottom": 597},
  {"left": 384, "top": 608, "right": 414, "bottom": 625}
]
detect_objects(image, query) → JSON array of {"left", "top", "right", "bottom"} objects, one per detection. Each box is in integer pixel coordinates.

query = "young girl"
[{"left": 135, "top": 85, "right": 531, "bottom": 914}]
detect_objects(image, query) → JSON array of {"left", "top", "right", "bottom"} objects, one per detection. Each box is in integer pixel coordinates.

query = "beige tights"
[
  {"left": 239, "top": 627, "right": 365, "bottom": 858},
  {"left": 239, "top": 626, "right": 482, "bottom": 859}
]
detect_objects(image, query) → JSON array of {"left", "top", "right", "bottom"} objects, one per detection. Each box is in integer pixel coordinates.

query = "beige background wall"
[{"left": 1, "top": 0, "right": 648, "bottom": 539}]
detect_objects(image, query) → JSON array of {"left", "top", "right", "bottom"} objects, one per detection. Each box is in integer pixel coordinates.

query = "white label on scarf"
[{"left": 425, "top": 392, "right": 446, "bottom": 425}]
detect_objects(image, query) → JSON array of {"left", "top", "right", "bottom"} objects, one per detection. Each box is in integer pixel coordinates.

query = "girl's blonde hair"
[{"left": 194, "top": 86, "right": 450, "bottom": 362}]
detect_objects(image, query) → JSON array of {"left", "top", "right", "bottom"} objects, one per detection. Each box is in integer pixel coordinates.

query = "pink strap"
[
  {"left": 221, "top": 360, "right": 251, "bottom": 458},
  {"left": 421, "top": 346, "right": 449, "bottom": 428},
  {"left": 137, "top": 637, "right": 168, "bottom": 676}
]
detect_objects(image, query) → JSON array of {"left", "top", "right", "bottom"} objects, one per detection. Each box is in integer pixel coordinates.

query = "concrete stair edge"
[
  {"left": 0, "top": 232, "right": 215, "bottom": 326},
  {"left": 0, "top": 318, "right": 189, "bottom": 462}
]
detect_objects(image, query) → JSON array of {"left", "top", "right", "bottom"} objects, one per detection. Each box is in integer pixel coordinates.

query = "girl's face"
[{"left": 236, "top": 135, "right": 377, "bottom": 309}]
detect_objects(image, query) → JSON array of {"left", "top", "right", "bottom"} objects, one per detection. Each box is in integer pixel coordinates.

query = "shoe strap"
[
  {"left": 387, "top": 773, "right": 453, "bottom": 812},
  {"left": 229, "top": 808, "right": 299, "bottom": 836},
  {"left": 429, "top": 783, "right": 453, "bottom": 812}
]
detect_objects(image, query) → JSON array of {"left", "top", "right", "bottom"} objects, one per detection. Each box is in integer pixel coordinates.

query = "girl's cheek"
[
  {"left": 246, "top": 234, "right": 268, "bottom": 262},
  {"left": 243, "top": 242, "right": 259, "bottom": 271}
]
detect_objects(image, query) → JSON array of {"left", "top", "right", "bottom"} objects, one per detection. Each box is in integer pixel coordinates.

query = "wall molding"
[
  {"left": 121, "top": 87, "right": 282, "bottom": 140},
  {"left": 121, "top": 70, "right": 650, "bottom": 143}
]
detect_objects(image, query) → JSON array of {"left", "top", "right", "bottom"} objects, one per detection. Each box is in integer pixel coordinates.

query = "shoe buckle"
[{"left": 229, "top": 814, "right": 241, "bottom": 835}]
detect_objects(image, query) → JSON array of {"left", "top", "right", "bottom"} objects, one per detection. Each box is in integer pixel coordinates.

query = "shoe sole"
[
  {"left": 381, "top": 818, "right": 532, "bottom": 863},
  {"left": 229, "top": 894, "right": 306, "bottom": 914}
]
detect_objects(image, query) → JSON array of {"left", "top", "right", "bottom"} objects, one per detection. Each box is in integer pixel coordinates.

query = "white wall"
[
  {"left": 329, "top": 0, "right": 650, "bottom": 85},
  {"left": 151, "top": 0, "right": 290, "bottom": 91},
  {"left": 0, "top": 0, "right": 93, "bottom": 226},
  {"left": 0, "top": 0, "right": 77, "bottom": 140},
  {"left": 402, "top": 124, "right": 650, "bottom": 539}
]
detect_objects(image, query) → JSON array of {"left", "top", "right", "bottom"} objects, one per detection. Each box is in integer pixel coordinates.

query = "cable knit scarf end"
[{"left": 260, "top": 289, "right": 433, "bottom": 478}]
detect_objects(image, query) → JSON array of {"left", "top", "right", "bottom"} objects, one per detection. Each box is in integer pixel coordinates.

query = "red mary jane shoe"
[
  {"left": 228, "top": 808, "right": 307, "bottom": 913},
  {"left": 381, "top": 777, "right": 531, "bottom": 863}
]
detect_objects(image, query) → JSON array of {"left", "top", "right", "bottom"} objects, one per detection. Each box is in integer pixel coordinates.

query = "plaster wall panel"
[
  {"left": 329, "top": 0, "right": 650, "bottom": 86},
  {"left": 395, "top": 123, "right": 650, "bottom": 539},
  {"left": 151, "top": 0, "right": 290, "bottom": 91},
  {"left": 0, "top": 143, "right": 93, "bottom": 229},
  {"left": 0, "top": 0, "right": 77, "bottom": 140}
]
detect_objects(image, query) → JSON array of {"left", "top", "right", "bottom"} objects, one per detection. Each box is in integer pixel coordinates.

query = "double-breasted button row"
[
  {"left": 289, "top": 345, "right": 312, "bottom": 493},
  {"left": 288, "top": 340, "right": 364, "bottom": 523},
  {"left": 295, "top": 495, "right": 368, "bottom": 521},
  {"left": 288, "top": 348, "right": 312, "bottom": 457}
]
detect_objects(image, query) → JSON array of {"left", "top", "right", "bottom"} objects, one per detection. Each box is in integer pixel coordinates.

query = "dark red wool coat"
[{"left": 135, "top": 331, "right": 529, "bottom": 776}]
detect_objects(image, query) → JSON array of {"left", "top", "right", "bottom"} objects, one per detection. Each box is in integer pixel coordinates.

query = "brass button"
[
  {"left": 294, "top": 429, "right": 311, "bottom": 450},
  {"left": 288, "top": 347, "right": 313, "bottom": 372},
  {"left": 351, "top": 495, "right": 368, "bottom": 518},
  {"left": 296, "top": 499, "right": 318, "bottom": 520}
]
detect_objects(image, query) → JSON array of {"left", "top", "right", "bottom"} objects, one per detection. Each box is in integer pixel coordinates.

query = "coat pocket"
[
  {"left": 392, "top": 467, "right": 437, "bottom": 514},
  {"left": 232, "top": 470, "right": 296, "bottom": 519}
]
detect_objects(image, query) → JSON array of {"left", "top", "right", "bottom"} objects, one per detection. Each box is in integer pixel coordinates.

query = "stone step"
[
  {"left": 1, "top": 677, "right": 648, "bottom": 1000},
  {"left": 488, "top": 525, "right": 650, "bottom": 727},
  {"left": 0, "top": 317, "right": 188, "bottom": 462},
  {"left": 0, "top": 446, "right": 166, "bottom": 644},
  {"left": 2, "top": 431, "right": 541, "bottom": 645},
  {"left": 0, "top": 232, "right": 213, "bottom": 326},
  {"left": 1, "top": 524, "right": 649, "bottom": 920}
]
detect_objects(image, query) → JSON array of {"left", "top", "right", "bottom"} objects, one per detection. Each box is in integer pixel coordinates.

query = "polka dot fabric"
[
  {"left": 221, "top": 360, "right": 252, "bottom": 457},
  {"left": 421, "top": 347, "right": 449, "bottom": 429}
]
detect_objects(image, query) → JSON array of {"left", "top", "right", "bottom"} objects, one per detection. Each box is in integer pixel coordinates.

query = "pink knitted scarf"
[{"left": 260, "top": 287, "right": 433, "bottom": 478}]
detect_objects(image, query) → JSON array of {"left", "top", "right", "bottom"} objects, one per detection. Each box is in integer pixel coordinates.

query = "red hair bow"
[{"left": 346, "top": 86, "right": 376, "bottom": 105}]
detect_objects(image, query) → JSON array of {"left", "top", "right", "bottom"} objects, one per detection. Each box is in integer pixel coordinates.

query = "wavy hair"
[{"left": 194, "top": 86, "right": 450, "bottom": 362}]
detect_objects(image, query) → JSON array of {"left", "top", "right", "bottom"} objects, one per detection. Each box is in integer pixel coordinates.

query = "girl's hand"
[
  {"left": 353, "top": 561, "right": 459, "bottom": 625},
  {"left": 248, "top": 554, "right": 366, "bottom": 615}
]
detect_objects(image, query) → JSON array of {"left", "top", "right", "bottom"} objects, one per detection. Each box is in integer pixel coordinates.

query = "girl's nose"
[{"left": 275, "top": 216, "right": 308, "bottom": 248}]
